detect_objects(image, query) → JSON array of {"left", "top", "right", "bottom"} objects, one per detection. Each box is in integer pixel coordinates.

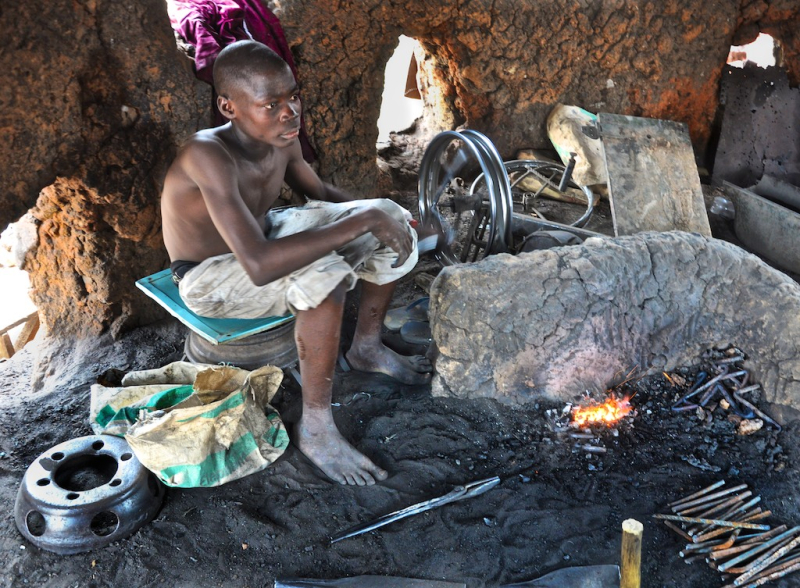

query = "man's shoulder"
[
  {"left": 175, "top": 128, "right": 236, "bottom": 172},
  {"left": 182, "top": 128, "right": 231, "bottom": 155}
]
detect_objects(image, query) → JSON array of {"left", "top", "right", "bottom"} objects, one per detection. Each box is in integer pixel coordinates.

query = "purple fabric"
[{"left": 167, "top": 0, "right": 315, "bottom": 161}]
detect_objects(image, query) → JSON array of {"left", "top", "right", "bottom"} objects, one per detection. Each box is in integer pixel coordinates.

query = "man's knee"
[
  {"left": 324, "top": 279, "right": 349, "bottom": 305},
  {"left": 367, "top": 198, "right": 411, "bottom": 223}
]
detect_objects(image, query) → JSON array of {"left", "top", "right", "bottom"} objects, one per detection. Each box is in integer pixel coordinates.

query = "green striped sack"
[{"left": 90, "top": 362, "right": 290, "bottom": 488}]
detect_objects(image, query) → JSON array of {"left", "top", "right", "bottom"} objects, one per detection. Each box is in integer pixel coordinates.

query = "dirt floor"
[{"left": 3, "top": 191, "right": 800, "bottom": 588}]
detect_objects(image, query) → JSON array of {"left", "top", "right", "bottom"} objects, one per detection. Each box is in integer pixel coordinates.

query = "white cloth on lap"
[{"left": 178, "top": 198, "right": 418, "bottom": 319}]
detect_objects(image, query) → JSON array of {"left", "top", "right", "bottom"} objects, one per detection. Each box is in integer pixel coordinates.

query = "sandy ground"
[{"left": 2, "top": 192, "right": 800, "bottom": 588}]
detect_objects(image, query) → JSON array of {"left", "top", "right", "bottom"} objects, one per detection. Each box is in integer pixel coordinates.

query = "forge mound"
[{"left": 430, "top": 231, "right": 800, "bottom": 408}]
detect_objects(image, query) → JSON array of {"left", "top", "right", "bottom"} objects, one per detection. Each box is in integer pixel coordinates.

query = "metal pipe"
[
  {"left": 669, "top": 484, "right": 749, "bottom": 511},
  {"left": 669, "top": 480, "right": 726, "bottom": 508},
  {"left": 717, "top": 526, "right": 800, "bottom": 572},
  {"left": 653, "top": 514, "right": 769, "bottom": 531}
]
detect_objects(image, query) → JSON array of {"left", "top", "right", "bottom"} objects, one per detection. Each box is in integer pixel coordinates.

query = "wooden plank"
[
  {"left": 599, "top": 113, "right": 711, "bottom": 237},
  {"left": 13, "top": 313, "right": 40, "bottom": 351},
  {"left": 0, "top": 311, "right": 38, "bottom": 337},
  {"left": 0, "top": 333, "right": 13, "bottom": 360}
]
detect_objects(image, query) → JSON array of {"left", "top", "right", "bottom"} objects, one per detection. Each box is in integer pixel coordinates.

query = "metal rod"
[
  {"left": 557, "top": 153, "right": 577, "bottom": 192},
  {"left": 681, "top": 533, "right": 736, "bottom": 557},
  {"left": 710, "top": 541, "right": 768, "bottom": 561},
  {"left": 653, "top": 514, "right": 770, "bottom": 531},
  {"left": 713, "top": 529, "right": 741, "bottom": 551},
  {"left": 683, "top": 491, "right": 752, "bottom": 518},
  {"left": 664, "top": 520, "right": 693, "bottom": 542},
  {"left": 717, "top": 527, "right": 800, "bottom": 572},
  {"left": 733, "top": 534, "right": 800, "bottom": 584},
  {"left": 681, "top": 538, "right": 726, "bottom": 553},
  {"left": 740, "top": 525, "right": 789, "bottom": 546},
  {"left": 734, "top": 561, "right": 800, "bottom": 588},
  {"left": 702, "top": 509, "right": 772, "bottom": 543},
  {"left": 692, "top": 370, "right": 747, "bottom": 398},
  {"left": 715, "top": 355, "right": 745, "bottom": 365},
  {"left": 736, "top": 552, "right": 800, "bottom": 587},
  {"left": 670, "top": 484, "right": 749, "bottom": 511},
  {"left": 694, "top": 518, "right": 754, "bottom": 544},
  {"left": 733, "top": 393, "right": 782, "bottom": 431},
  {"left": 689, "top": 498, "right": 759, "bottom": 539},
  {"left": 671, "top": 403, "right": 700, "bottom": 412},
  {"left": 669, "top": 479, "right": 727, "bottom": 507},
  {"left": 677, "top": 496, "right": 732, "bottom": 516}
]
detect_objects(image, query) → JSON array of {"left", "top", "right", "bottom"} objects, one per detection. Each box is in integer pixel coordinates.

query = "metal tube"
[
  {"left": 733, "top": 534, "right": 800, "bottom": 584},
  {"left": 669, "top": 480, "right": 727, "bottom": 508},
  {"left": 653, "top": 514, "right": 769, "bottom": 531},
  {"left": 736, "top": 552, "right": 800, "bottom": 587},
  {"left": 717, "top": 526, "right": 800, "bottom": 572},
  {"left": 669, "top": 484, "right": 749, "bottom": 511}
]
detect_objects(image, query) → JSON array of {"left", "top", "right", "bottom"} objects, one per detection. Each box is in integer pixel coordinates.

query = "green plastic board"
[{"left": 136, "top": 269, "right": 294, "bottom": 345}]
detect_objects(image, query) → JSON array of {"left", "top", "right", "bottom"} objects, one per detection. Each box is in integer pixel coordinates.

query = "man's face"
[{"left": 225, "top": 65, "right": 302, "bottom": 147}]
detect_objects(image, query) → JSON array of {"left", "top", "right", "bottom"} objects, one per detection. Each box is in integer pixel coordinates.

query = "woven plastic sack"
[
  {"left": 90, "top": 361, "right": 289, "bottom": 488},
  {"left": 546, "top": 104, "right": 607, "bottom": 186}
]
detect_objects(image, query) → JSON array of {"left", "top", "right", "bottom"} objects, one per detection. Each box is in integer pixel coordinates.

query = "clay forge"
[{"left": 430, "top": 231, "right": 800, "bottom": 412}]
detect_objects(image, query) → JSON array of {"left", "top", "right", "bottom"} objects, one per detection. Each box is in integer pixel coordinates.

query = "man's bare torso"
[{"left": 161, "top": 124, "right": 292, "bottom": 262}]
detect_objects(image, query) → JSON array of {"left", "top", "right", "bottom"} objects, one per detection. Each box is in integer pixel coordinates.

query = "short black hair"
[{"left": 213, "top": 40, "right": 291, "bottom": 98}]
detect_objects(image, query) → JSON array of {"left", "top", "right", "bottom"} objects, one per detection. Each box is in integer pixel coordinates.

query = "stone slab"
[{"left": 599, "top": 113, "right": 711, "bottom": 237}]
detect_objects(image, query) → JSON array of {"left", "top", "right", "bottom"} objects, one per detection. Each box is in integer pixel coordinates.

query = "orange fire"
[{"left": 571, "top": 396, "right": 633, "bottom": 428}]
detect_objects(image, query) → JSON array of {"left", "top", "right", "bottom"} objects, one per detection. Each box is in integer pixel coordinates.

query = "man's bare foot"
[
  {"left": 346, "top": 343, "right": 433, "bottom": 385},
  {"left": 295, "top": 408, "right": 388, "bottom": 486}
]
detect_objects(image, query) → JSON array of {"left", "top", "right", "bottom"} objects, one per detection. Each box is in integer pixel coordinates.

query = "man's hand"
[{"left": 367, "top": 208, "right": 414, "bottom": 268}]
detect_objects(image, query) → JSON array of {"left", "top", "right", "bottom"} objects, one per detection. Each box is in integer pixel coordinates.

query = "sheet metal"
[
  {"left": 723, "top": 182, "right": 800, "bottom": 274},
  {"left": 599, "top": 113, "right": 711, "bottom": 237}
]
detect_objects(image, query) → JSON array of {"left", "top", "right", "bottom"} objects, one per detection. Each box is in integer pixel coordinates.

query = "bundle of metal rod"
[
  {"left": 669, "top": 353, "right": 780, "bottom": 430},
  {"left": 656, "top": 480, "right": 800, "bottom": 587}
]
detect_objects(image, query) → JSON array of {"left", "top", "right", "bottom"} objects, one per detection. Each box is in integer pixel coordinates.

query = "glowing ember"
[{"left": 571, "top": 396, "right": 632, "bottom": 428}]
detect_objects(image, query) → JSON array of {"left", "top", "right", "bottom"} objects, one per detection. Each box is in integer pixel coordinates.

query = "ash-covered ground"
[
  {"left": 2, "top": 291, "right": 800, "bottom": 588},
  {"left": 2, "top": 188, "right": 800, "bottom": 588}
]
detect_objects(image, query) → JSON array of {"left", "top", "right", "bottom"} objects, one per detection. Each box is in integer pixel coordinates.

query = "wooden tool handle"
[{"left": 621, "top": 518, "right": 643, "bottom": 588}]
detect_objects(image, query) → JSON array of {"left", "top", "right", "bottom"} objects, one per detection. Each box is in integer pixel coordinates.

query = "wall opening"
[
  {"left": 376, "top": 35, "right": 424, "bottom": 148},
  {"left": 0, "top": 216, "right": 42, "bottom": 361},
  {"left": 727, "top": 33, "right": 782, "bottom": 69}
]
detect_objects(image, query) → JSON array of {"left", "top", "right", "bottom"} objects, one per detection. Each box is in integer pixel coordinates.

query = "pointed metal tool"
[{"left": 330, "top": 476, "right": 501, "bottom": 544}]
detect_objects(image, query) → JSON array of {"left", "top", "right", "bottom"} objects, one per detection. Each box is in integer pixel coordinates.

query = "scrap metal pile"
[
  {"left": 670, "top": 347, "right": 781, "bottom": 434},
  {"left": 656, "top": 480, "right": 800, "bottom": 587}
]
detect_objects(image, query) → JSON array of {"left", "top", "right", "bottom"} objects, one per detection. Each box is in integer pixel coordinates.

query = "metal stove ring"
[{"left": 14, "top": 435, "right": 165, "bottom": 554}]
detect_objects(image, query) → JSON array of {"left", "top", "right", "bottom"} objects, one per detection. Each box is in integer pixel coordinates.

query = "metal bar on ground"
[{"left": 653, "top": 514, "right": 769, "bottom": 531}]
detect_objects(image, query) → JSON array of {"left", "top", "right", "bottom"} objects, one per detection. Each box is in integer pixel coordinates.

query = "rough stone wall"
[
  {"left": 3, "top": 0, "right": 800, "bottom": 337},
  {"left": 430, "top": 232, "right": 800, "bottom": 409},
  {"left": 1, "top": 0, "right": 207, "bottom": 336}
]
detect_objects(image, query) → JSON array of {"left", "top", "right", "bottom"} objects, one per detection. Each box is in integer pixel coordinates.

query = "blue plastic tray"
[{"left": 136, "top": 269, "right": 294, "bottom": 345}]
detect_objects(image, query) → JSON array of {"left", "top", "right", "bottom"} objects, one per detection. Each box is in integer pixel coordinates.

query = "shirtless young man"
[{"left": 160, "top": 40, "right": 432, "bottom": 486}]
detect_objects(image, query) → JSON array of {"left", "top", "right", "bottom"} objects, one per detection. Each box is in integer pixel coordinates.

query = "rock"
[
  {"left": 429, "top": 231, "right": 800, "bottom": 410},
  {"left": 738, "top": 419, "right": 764, "bottom": 436},
  {"left": 1, "top": 0, "right": 207, "bottom": 336}
]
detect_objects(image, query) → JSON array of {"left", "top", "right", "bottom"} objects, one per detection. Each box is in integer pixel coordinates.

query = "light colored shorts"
[{"left": 178, "top": 199, "right": 419, "bottom": 319}]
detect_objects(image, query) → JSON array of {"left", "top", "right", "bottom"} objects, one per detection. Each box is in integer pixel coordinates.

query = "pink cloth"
[{"left": 167, "top": 0, "right": 315, "bottom": 161}]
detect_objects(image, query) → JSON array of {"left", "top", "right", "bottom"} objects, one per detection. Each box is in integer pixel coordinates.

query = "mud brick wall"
[{"left": 2, "top": 0, "right": 800, "bottom": 336}]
